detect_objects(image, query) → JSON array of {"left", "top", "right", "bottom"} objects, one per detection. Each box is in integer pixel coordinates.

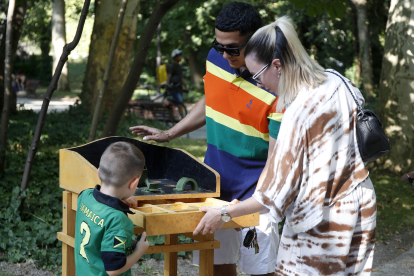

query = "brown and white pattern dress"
[{"left": 253, "top": 70, "right": 376, "bottom": 275}]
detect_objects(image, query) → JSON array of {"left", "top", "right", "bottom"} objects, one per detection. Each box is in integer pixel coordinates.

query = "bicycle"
[{"left": 151, "top": 83, "right": 188, "bottom": 121}]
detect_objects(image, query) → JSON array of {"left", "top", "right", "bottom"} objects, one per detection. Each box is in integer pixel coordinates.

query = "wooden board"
[{"left": 128, "top": 198, "right": 260, "bottom": 236}]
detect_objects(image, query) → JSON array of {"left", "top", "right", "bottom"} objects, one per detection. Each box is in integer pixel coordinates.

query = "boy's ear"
[{"left": 128, "top": 177, "right": 140, "bottom": 190}]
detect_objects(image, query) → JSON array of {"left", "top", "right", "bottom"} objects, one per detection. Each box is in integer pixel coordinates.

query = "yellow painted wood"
[
  {"left": 164, "top": 234, "right": 178, "bottom": 276},
  {"left": 62, "top": 191, "right": 76, "bottom": 276},
  {"left": 199, "top": 233, "right": 214, "bottom": 276},
  {"left": 71, "top": 193, "right": 78, "bottom": 211},
  {"left": 133, "top": 227, "right": 144, "bottom": 235},
  {"left": 128, "top": 198, "right": 260, "bottom": 236},
  {"left": 62, "top": 244, "right": 75, "bottom": 276},
  {"left": 57, "top": 232, "right": 75, "bottom": 248},
  {"left": 145, "top": 240, "right": 220, "bottom": 254},
  {"left": 60, "top": 149, "right": 99, "bottom": 194}
]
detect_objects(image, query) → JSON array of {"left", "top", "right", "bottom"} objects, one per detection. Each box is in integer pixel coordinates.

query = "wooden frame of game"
[{"left": 57, "top": 137, "right": 260, "bottom": 276}]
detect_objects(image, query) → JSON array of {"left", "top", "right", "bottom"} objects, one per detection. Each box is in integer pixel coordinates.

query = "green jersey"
[{"left": 74, "top": 186, "right": 135, "bottom": 276}]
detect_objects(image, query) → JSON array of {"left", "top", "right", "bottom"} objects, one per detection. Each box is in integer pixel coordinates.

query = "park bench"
[
  {"left": 127, "top": 100, "right": 180, "bottom": 123},
  {"left": 25, "top": 80, "right": 41, "bottom": 94}
]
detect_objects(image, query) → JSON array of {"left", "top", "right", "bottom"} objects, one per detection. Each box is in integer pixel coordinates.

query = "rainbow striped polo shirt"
[{"left": 204, "top": 49, "right": 283, "bottom": 202}]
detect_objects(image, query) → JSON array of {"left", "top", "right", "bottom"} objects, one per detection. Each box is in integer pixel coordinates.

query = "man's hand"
[
  {"left": 193, "top": 207, "right": 225, "bottom": 236},
  {"left": 129, "top": 126, "right": 169, "bottom": 143},
  {"left": 123, "top": 196, "right": 138, "bottom": 209}
]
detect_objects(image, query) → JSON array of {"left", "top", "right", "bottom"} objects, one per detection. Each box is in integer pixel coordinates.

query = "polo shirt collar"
[{"left": 93, "top": 185, "right": 135, "bottom": 215}]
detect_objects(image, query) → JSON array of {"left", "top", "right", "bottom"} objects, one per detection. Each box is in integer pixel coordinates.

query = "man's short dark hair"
[
  {"left": 215, "top": 2, "right": 262, "bottom": 37},
  {"left": 99, "top": 142, "right": 145, "bottom": 187}
]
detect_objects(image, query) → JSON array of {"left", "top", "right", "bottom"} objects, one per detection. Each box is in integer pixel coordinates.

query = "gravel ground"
[{"left": 1, "top": 229, "right": 413, "bottom": 276}]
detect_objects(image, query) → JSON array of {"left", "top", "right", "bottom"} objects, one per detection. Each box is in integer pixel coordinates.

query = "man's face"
[
  {"left": 174, "top": 54, "right": 182, "bottom": 62},
  {"left": 214, "top": 29, "right": 249, "bottom": 69}
]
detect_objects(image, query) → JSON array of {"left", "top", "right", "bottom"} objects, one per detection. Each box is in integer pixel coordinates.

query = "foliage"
[
  {"left": 290, "top": 0, "right": 347, "bottom": 18},
  {"left": 373, "top": 174, "right": 414, "bottom": 241}
]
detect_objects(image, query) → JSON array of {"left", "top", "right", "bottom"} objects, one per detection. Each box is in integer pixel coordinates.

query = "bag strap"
[{"left": 325, "top": 70, "right": 363, "bottom": 113}]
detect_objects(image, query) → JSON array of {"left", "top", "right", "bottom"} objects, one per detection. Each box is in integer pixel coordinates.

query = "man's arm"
[
  {"left": 130, "top": 96, "right": 206, "bottom": 142},
  {"left": 166, "top": 73, "right": 172, "bottom": 89}
]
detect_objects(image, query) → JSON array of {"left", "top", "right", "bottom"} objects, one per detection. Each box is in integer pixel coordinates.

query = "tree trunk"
[
  {"left": 185, "top": 29, "right": 202, "bottom": 87},
  {"left": 80, "top": 0, "right": 140, "bottom": 114},
  {"left": 351, "top": 0, "right": 375, "bottom": 100},
  {"left": 0, "top": 0, "right": 27, "bottom": 113},
  {"left": 375, "top": 0, "right": 414, "bottom": 174},
  {"left": 0, "top": 22, "right": 6, "bottom": 111},
  {"left": 156, "top": 23, "right": 161, "bottom": 94},
  {"left": 0, "top": 0, "right": 16, "bottom": 172},
  {"left": 88, "top": 0, "right": 129, "bottom": 142},
  {"left": 52, "top": 0, "right": 70, "bottom": 91},
  {"left": 102, "top": 0, "right": 180, "bottom": 137}
]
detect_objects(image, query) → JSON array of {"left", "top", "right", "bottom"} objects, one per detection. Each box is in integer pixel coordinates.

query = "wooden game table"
[{"left": 57, "top": 137, "right": 259, "bottom": 276}]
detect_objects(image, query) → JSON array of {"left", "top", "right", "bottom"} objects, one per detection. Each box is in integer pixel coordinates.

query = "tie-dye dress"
[{"left": 253, "top": 70, "right": 376, "bottom": 275}]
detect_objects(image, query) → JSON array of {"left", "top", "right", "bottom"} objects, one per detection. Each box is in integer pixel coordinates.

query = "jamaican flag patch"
[{"left": 113, "top": 236, "right": 127, "bottom": 249}]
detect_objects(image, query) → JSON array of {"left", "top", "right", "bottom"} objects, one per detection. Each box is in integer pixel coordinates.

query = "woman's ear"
[{"left": 272, "top": 59, "right": 282, "bottom": 72}]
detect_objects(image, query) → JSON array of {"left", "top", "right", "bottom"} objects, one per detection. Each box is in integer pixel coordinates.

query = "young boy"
[{"left": 74, "top": 141, "right": 149, "bottom": 276}]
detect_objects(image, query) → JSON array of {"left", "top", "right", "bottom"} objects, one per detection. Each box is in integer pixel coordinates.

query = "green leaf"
[{"left": 289, "top": 0, "right": 308, "bottom": 10}]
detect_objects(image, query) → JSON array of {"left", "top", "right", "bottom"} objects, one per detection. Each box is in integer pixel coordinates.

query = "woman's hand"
[
  {"left": 193, "top": 207, "right": 225, "bottom": 235},
  {"left": 193, "top": 198, "right": 267, "bottom": 236},
  {"left": 129, "top": 126, "right": 169, "bottom": 143}
]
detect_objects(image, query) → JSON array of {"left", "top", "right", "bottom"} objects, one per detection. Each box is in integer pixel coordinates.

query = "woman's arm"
[{"left": 193, "top": 197, "right": 266, "bottom": 235}]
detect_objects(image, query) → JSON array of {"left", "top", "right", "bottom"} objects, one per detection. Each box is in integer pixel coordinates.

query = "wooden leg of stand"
[
  {"left": 199, "top": 233, "right": 214, "bottom": 276},
  {"left": 62, "top": 191, "right": 76, "bottom": 276},
  {"left": 164, "top": 234, "right": 178, "bottom": 276}
]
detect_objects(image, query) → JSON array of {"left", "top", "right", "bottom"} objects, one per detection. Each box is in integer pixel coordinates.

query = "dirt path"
[{"left": 1, "top": 229, "right": 413, "bottom": 276}]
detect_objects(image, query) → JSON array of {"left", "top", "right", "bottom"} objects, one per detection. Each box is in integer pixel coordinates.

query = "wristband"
[{"left": 163, "top": 130, "right": 171, "bottom": 142}]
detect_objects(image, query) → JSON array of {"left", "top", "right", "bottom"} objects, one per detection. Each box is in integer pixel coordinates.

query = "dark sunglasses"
[{"left": 212, "top": 35, "right": 252, "bottom": 57}]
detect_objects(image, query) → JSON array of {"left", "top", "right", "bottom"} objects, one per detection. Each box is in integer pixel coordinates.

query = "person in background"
[
  {"left": 194, "top": 16, "right": 376, "bottom": 276},
  {"left": 166, "top": 49, "right": 187, "bottom": 118}
]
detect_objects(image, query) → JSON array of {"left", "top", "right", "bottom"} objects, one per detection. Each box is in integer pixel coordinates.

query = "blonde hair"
[{"left": 245, "top": 16, "right": 327, "bottom": 112}]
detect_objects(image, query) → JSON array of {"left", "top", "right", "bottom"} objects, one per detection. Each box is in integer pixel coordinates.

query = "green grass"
[
  {"left": 139, "top": 137, "right": 207, "bottom": 161},
  {"left": 371, "top": 174, "right": 414, "bottom": 241}
]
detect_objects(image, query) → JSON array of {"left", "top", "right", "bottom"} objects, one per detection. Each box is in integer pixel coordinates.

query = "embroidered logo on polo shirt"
[
  {"left": 246, "top": 99, "right": 253, "bottom": 109},
  {"left": 113, "top": 236, "right": 127, "bottom": 249}
]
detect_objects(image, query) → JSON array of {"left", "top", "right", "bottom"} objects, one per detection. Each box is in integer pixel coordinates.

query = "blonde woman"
[{"left": 194, "top": 16, "right": 376, "bottom": 276}]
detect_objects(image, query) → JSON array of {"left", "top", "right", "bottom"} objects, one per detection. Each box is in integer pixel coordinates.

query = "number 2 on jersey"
[{"left": 80, "top": 221, "right": 91, "bottom": 262}]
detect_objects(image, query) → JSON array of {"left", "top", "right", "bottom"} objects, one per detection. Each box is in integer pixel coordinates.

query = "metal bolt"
[{"left": 63, "top": 204, "right": 66, "bottom": 209}]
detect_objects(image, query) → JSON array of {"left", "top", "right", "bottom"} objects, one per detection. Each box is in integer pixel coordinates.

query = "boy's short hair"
[
  {"left": 99, "top": 142, "right": 145, "bottom": 187},
  {"left": 215, "top": 2, "right": 262, "bottom": 37}
]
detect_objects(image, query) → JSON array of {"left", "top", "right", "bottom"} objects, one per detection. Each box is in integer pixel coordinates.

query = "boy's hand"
[
  {"left": 135, "top": 232, "right": 149, "bottom": 254},
  {"left": 123, "top": 196, "right": 138, "bottom": 209}
]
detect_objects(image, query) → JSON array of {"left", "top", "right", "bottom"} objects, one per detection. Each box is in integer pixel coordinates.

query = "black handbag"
[{"left": 326, "top": 71, "right": 391, "bottom": 162}]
